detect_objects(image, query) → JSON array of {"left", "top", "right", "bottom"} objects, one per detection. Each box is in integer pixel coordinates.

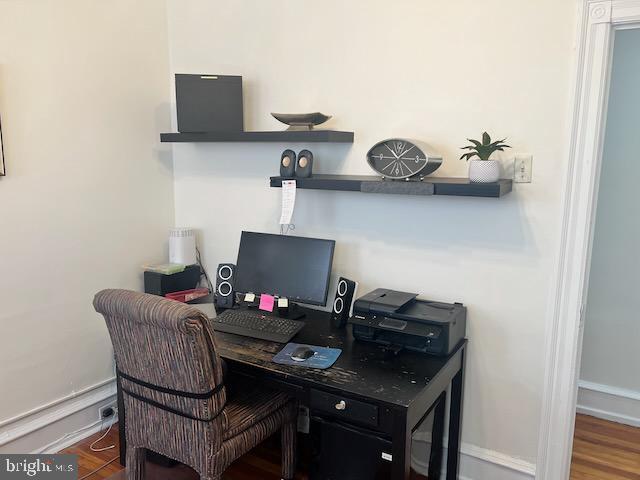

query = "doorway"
[
  {"left": 569, "top": 27, "right": 640, "bottom": 480},
  {"left": 536, "top": 2, "right": 640, "bottom": 479}
]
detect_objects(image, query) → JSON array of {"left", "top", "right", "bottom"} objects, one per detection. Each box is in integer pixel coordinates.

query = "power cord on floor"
[
  {"left": 79, "top": 417, "right": 118, "bottom": 480},
  {"left": 35, "top": 419, "right": 103, "bottom": 454},
  {"left": 78, "top": 455, "right": 120, "bottom": 480},
  {"left": 89, "top": 417, "right": 115, "bottom": 452}
]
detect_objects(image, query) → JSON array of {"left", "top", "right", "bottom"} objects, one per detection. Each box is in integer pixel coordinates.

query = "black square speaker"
[
  {"left": 331, "top": 277, "right": 358, "bottom": 328},
  {"left": 175, "top": 74, "right": 243, "bottom": 133},
  {"left": 215, "top": 263, "right": 236, "bottom": 309}
]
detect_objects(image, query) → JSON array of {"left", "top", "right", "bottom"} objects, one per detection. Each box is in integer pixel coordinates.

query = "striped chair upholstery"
[{"left": 94, "top": 289, "right": 297, "bottom": 480}]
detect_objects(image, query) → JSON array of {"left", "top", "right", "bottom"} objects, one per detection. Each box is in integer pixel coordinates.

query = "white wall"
[
  {"left": 578, "top": 29, "right": 640, "bottom": 424},
  {"left": 168, "top": 0, "right": 577, "bottom": 472},
  {"left": 0, "top": 0, "right": 173, "bottom": 446}
]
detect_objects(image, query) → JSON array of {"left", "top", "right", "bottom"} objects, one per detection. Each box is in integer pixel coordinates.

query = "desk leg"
[
  {"left": 390, "top": 411, "right": 411, "bottom": 480},
  {"left": 116, "top": 371, "right": 127, "bottom": 467},
  {"left": 428, "top": 393, "right": 447, "bottom": 480},
  {"left": 446, "top": 349, "right": 466, "bottom": 480}
]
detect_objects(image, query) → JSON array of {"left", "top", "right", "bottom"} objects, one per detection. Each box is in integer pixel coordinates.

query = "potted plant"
[{"left": 460, "top": 132, "right": 510, "bottom": 183}]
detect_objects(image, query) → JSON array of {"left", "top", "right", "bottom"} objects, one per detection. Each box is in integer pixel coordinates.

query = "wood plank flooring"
[
  {"left": 59, "top": 423, "right": 124, "bottom": 480},
  {"left": 59, "top": 422, "right": 307, "bottom": 480},
  {"left": 61, "top": 415, "right": 639, "bottom": 479},
  {"left": 570, "top": 414, "right": 640, "bottom": 480}
]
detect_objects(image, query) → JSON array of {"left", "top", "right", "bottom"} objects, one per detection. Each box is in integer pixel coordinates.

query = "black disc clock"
[{"left": 366, "top": 138, "right": 442, "bottom": 180}]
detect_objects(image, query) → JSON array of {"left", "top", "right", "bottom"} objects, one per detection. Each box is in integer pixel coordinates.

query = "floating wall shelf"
[
  {"left": 160, "top": 130, "right": 354, "bottom": 143},
  {"left": 270, "top": 175, "right": 512, "bottom": 198}
]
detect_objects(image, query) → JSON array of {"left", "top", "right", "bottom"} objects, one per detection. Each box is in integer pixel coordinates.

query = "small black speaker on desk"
[
  {"left": 215, "top": 263, "right": 236, "bottom": 309},
  {"left": 331, "top": 277, "right": 358, "bottom": 328}
]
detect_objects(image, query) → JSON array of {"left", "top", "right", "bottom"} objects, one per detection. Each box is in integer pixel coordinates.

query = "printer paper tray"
[{"left": 349, "top": 316, "right": 442, "bottom": 339}]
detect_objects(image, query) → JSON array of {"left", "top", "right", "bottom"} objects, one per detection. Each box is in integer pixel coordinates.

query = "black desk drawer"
[{"left": 310, "top": 389, "right": 379, "bottom": 428}]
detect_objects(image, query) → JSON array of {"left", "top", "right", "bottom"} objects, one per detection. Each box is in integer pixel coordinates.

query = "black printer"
[{"left": 349, "top": 289, "right": 466, "bottom": 356}]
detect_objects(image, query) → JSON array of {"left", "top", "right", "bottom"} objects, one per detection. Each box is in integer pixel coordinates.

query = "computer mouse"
[{"left": 291, "top": 346, "right": 315, "bottom": 362}]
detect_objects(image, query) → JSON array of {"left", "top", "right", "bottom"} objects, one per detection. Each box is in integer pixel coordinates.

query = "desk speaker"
[
  {"left": 215, "top": 263, "right": 236, "bottom": 309},
  {"left": 296, "top": 150, "right": 314, "bottom": 178},
  {"left": 280, "top": 149, "right": 296, "bottom": 177},
  {"left": 331, "top": 277, "right": 358, "bottom": 328}
]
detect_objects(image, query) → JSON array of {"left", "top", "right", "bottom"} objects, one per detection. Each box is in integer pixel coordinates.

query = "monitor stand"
[{"left": 281, "top": 302, "right": 306, "bottom": 320}]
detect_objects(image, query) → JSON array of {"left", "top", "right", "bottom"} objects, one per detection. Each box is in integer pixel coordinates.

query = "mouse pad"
[{"left": 272, "top": 343, "right": 342, "bottom": 369}]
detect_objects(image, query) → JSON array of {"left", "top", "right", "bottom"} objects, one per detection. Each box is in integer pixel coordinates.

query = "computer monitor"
[{"left": 234, "top": 231, "right": 335, "bottom": 306}]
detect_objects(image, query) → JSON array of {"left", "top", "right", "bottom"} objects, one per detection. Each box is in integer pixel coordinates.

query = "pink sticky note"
[{"left": 259, "top": 294, "right": 275, "bottom": 312}]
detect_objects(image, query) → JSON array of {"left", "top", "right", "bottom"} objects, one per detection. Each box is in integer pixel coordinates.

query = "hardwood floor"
[
  {"left": 59, "top": 422, "right": 307, "bottom": 480},
  {"left": 62, "top": 415, "right": 639, "bottom": 479},
  {"left": 570, "top": 414, "right": 640, "bottom": 480},
  {"left": 59, "top": 423, "right": 124, "bottom": 480}
]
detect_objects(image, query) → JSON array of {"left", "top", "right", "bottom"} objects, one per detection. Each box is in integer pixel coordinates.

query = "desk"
[{"left": 117, "top": 307, "right": 467, "bottom": 480}]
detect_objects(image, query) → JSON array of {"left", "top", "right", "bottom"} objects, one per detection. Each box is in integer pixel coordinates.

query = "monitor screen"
[{"left": 234, "top": 232, "right": 335, "bottom": 306}]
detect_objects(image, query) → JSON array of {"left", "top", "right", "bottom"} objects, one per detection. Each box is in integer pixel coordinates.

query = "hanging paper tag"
[{"left": 279, "top": 180, "right": 296, "bottom": 225}]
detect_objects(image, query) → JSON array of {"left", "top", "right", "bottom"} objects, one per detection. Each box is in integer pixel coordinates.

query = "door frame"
[{"left": 536, "top": 1, "right": 640, "bottom": 479}]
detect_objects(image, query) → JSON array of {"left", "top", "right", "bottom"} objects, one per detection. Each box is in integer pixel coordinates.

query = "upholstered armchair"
[{"left": 94, "top": 289, "right": 297, "bottom": 480}]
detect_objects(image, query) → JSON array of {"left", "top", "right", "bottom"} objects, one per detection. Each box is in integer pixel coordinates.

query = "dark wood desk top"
[{"left": 213, "top": 307, "right": 466, "bottom": 409}]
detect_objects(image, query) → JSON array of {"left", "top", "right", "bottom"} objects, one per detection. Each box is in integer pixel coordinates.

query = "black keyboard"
[{"left": 213, "top": 309, "right": 304, "bottom": 343}]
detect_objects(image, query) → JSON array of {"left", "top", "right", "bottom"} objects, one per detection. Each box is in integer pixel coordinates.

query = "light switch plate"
[{"left": 514, "top": 154, "right": 533, "bottom": 183}]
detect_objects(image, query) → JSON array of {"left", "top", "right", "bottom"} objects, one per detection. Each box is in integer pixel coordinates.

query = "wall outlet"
[
  {"left": 98, "top": 402, "right": 118, "bottom": 422},
  {"left": 514, "top": 154, "right": 533, "bottom": 183}
]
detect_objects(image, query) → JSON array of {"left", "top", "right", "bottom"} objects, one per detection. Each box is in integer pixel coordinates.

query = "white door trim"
[{"left": 536, "top": 1, "right": 640, "bottom": 479}]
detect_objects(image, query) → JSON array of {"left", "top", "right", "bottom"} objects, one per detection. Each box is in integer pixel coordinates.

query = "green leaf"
[
  {"left": 476, "top": 146, "right": 491, "bottom": 157},
  {"left": 462, "top": 132, "right": 510, "bottom": 160}
]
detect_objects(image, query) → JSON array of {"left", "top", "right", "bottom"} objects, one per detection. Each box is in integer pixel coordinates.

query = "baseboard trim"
[
  {"left": 36, "top": 416, "right": 118, "bottom": 454},
  {"left": 575, "top": 405, "right": 640, "bottom": 427},
  {"left": 460, "top": 443, "right": 535, "bottom": 477},
  {"left": 411, "top": 440, "right": 535, "bottom": 480},
  {"left": 577, "top": 380, "right": 640, "bottom": 427},
  {"left": 0, "top": 378, "right": 117, "bottom": 452},
  {"left": 0, "top": 377, "right": 116, "bottom": 429},
  {"left": 578, "top": 380, "right": 640, "bottom": 401}
]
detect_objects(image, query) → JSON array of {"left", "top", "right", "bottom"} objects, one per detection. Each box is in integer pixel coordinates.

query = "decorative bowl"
[{"left": 271, "top": 112, "right": 332, "bottom": 130}]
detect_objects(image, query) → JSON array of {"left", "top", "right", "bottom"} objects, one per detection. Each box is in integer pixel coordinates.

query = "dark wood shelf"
[
  {"left": 160, "top": 130, "right": 354, "bottom": 143},
  {"left": 270, "top": 174, "right": 512, "bottom": 197}
]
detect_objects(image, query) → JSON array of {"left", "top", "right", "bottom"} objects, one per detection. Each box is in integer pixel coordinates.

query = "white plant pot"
[{"left": 468, "top": 159, "right": 500, "bottom": 183}]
